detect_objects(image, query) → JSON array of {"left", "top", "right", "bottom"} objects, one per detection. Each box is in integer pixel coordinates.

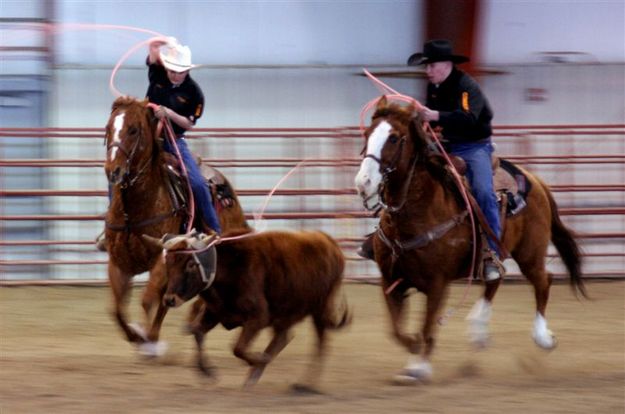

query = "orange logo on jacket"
[
  {"left": 195, "top": 104, "right": 202, "bottom": 117},
  {"left": 462, "top": 92, "right": 470, "bottom": 111}
]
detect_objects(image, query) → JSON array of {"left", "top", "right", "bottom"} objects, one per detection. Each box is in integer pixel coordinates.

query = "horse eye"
[
  {"left": 388, "top": 134, "right": 399, "bottom": 144},
  {"left": 127, "top": 126, "right": 139, "bottom": 136}
]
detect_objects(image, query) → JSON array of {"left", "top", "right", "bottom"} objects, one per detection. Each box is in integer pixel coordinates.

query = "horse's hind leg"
[
  {"left": 467, "top": 278, "right": 501, "bottom": 348},
  {"left": 108, "top": 263, "right": 145, "bottom": 343},
  {"left": 515, "top": 252, "right": 556, "bottom": 350}
]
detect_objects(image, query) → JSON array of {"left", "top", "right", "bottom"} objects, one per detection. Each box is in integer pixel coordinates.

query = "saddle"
[
  {"left": 161, "top": 152, "right": 236, "bottom": 232},
  {"left": 448, "top": 155, "right": 531, "bottom": 219}
]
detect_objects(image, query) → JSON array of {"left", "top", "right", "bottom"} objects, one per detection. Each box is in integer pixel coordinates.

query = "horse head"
[
  {"left": 354, "top": 96, "right": 429, "bottom": 210},
  {"left": 104, "top": 97, "right": 159, "bottom": 187}
]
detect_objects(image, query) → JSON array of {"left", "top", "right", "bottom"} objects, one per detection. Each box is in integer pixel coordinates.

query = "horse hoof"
[
  {"left": 392, "top": 365, "right": 432, "bottom": 385},
  {"left": 243, "top": 366, "right": 265, "bottom": 389},
  {"left": 533, "top": 331, "right": 558, "bottom": 350},
  {"left": 467, "top": 316, "right": 491, "bottom": 350},
  {"left": 198, "top": 364, "right": 218, "bottom": 379},
  {"left": 392, "top": 372, "right": 430, "bottom": 385},
  {"left": 469, "top": 331, "right": 491, "bottom": 350},
  {"left": 290, "top": 383, "right": 323, "bottom": 395},
  {"left": 138, "top": 340, "right": 168, "bottom": 357},
  {"left": 128, "top": 322, "right": 148, "bottom": 342}
]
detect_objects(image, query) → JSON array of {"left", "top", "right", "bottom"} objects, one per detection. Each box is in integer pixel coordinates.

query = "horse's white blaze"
[
  {"left": 110, "top": 112, "right": 125, "bottom": 161},
  {"left": 354, "top": 121, "right": 392, "bottom": 198}
]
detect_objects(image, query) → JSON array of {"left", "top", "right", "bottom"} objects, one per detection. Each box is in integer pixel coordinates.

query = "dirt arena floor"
[{"left": 1, "top": 280, "right": 623, "bottom": 413}]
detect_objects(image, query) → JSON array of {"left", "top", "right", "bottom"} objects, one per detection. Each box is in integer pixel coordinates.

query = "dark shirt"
[
  {"left": 145, "top": 61, "right": 204, "bottom": 137},
  {"left": 426, "top": 67, "right": 493, "bottom": 143}
]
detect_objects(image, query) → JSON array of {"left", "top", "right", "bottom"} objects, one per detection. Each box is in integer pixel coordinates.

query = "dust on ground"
[{"left": 1, "top": 281, "right": 624, "bottom": 413}]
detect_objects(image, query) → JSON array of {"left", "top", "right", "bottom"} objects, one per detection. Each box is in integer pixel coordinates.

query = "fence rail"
[{"left": 1, "top": 124, "right": 624, "bottom": 283}]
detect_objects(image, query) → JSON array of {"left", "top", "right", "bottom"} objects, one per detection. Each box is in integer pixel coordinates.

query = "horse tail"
[{"left": 543, "top": 181, "right": 588, "bottom": 298}]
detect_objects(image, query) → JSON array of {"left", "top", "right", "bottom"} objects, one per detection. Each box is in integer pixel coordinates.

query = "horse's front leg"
[
  {"left": 138, "top": 261, "right": 170, "bottom": 357},
  {"left": 395, "top": 282, "right": 447, "bottom": 384},
  {"left": 382, "top": 280, "right": 419, "bottom": 354},
  {"left": 108, "top": 263, "right": 145, "bottom": 343}
]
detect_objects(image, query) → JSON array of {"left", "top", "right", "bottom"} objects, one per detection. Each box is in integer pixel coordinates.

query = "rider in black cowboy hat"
[
  {"left": 412, "top": 39, "right": 502, "bottom": 281},
  {"left": 358, "top": 39, "right": 503, "bottom": 282}
]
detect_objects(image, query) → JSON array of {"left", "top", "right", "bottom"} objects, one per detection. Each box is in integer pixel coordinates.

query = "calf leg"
[
  {"left": 192, "top": 309, "right": 220, "bottom": 377},
  {"left": 233, "top": 317, "right": 270, "bottom": 368},
  {"left": 294, "top": 316, "right": 329, "bottom": 392},
  {"left": 245, "top": 327, "right": 292, "bottom": 387}
]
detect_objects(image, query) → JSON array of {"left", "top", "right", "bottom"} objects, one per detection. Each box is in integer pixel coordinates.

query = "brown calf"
[{"left": 144, "top": 229, "right": 350, "bottom": 389}]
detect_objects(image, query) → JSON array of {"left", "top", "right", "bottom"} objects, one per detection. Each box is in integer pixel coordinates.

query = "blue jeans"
[
  {"left": 163, "top": 137, "right": 222, "bottom": 234},
  {"left": 449, "top": 140, "right": 501, "bottom": 256}
]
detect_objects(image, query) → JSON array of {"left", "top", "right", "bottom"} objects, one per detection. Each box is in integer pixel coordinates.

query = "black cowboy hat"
[{"left": 407, "top": 39, "right": 469, "bottom": 66}]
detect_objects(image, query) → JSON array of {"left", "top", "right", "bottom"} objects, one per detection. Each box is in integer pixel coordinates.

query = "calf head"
[{"left": 142, "top": 232, "right": 218, "bottom": 308}]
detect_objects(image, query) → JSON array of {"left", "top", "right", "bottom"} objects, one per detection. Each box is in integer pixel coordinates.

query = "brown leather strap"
[{"left": 466, "top": 193, "right": 509, "bottom": 258}]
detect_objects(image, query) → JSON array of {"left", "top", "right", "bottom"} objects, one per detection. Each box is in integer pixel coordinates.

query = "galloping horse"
[
  {"left": 354, "top": 97, "right": 586, "bottom": 382},
  {"left": 104, "top": 96, "right": 248, "bottom": 353}
]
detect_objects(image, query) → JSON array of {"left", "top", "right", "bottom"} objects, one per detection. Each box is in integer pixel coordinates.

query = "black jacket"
[
  {"left": 426, "top": 67, "right": 493, "bottom": 143},
  {"left": 145, "top": 62, "right": 204, "bottom": 137}
]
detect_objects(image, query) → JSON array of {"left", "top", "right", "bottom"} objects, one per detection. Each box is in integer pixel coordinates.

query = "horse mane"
[{"left": 111, "top": 96, "right": 149, "bottom": 113}]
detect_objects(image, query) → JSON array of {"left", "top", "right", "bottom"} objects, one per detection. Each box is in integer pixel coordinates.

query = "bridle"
[
  {"left": 104, "top": 107, "right": 180, "bottom": 232},
  {"left": 362, "top": 123, "right": 419, "bottom": 213},
  {"left": 106, "top": 119, "right": 152, "bottom": 189}
]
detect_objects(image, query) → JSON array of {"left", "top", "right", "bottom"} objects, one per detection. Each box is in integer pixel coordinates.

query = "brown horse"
[
  {"left": 104, "top": 96, "right": 248, "bottom": 355},
  {"left": 354, "top": 97, "right": 585, "bottom": 382}
]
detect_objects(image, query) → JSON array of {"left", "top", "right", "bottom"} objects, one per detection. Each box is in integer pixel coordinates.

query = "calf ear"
[{"left": 142, "top": 234, "right": 164, "bottom": 249}]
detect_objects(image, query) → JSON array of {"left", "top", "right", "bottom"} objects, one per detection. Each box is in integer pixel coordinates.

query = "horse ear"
[
  {"left": 409, "top": 117, "right": 428, "bottom": 154},
  {"left": 375, "top": 95, "right": 388, "bottom": 111}
]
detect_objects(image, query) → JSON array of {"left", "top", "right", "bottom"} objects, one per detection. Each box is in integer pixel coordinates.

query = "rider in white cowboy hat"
[
  {"left": 147, "top": 37, "right": 221, "bottom": 235},
  {"left": 94, "top": 37, "right": 220, "bottom": 252}
]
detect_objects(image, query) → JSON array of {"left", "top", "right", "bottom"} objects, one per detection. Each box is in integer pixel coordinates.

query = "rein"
[{"left": 105, "top": 104, "right": 188, "bottom": 233}]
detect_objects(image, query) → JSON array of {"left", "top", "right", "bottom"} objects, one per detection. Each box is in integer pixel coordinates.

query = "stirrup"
[{"left": 482, "top": 249, "right": 504, "bottom": 281}]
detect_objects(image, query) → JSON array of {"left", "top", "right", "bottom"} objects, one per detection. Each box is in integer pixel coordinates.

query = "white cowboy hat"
[{"left": 160, "top": 43, "right": 194, "bottom": 73}]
